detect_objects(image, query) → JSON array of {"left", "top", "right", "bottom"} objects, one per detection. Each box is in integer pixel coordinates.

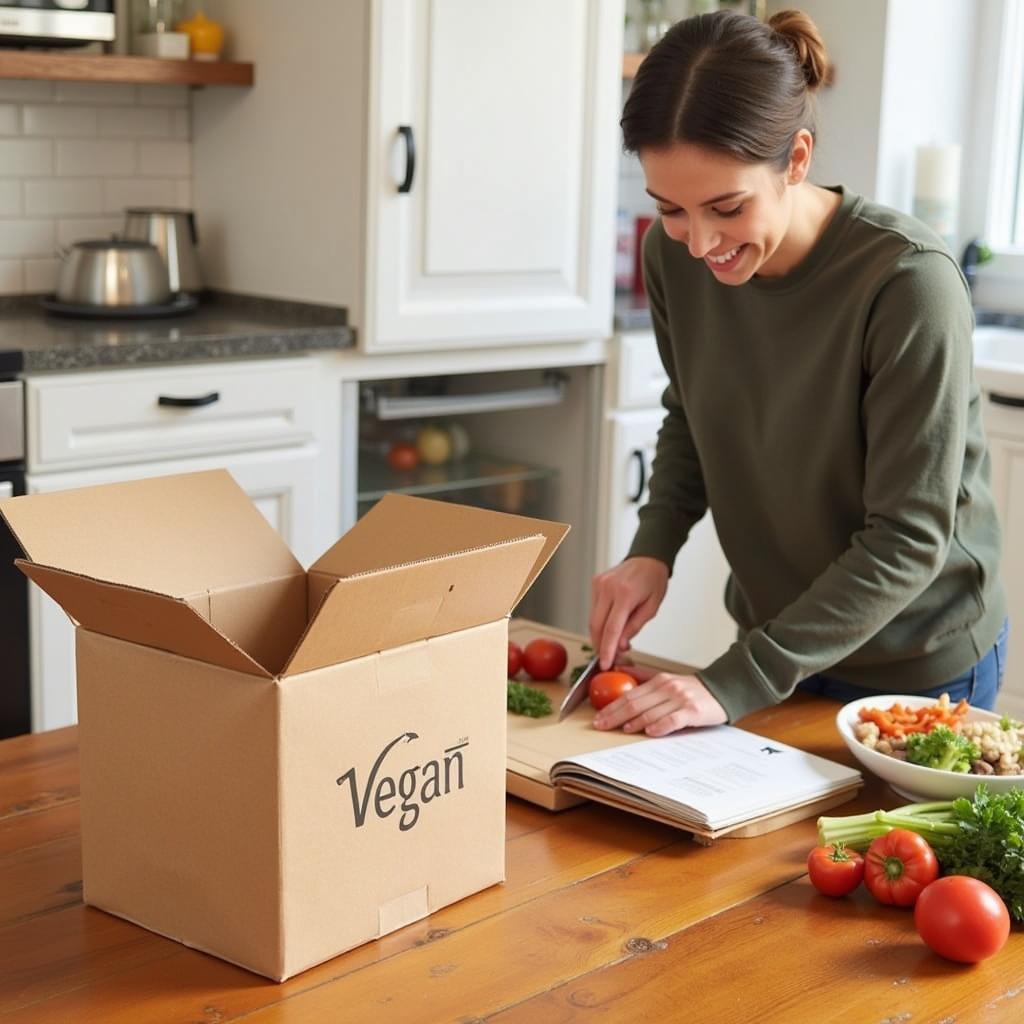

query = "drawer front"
[
  {"left": 615, "top": 331, "right": 669, "bottom": 409},
  {"left": 28, "top": 358, "right": 318, "bottom": 471}
]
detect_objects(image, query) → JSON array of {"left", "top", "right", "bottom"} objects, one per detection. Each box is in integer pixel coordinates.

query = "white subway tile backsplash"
[
  {"left": 0, "top": 259, "right": 23, "bottom": 295},
  {"left": 55, "top": 81, "right": 137, "bottom": 106},
  {"left": 0, "top": 85, "right": 192, "bottom": 293},
  {"left": 0, "top": 181, "right": 20, "bottom": 216},
  {"left": 57, "top": 139, "right": 136, "bottom": 177},
  {"left": 99, "top": 106, "right": 172, "bottom": 139},
  {"left": 139, "top": 140, "right": 191, "bottom": 177},
  {"left": 25, "top": 179, "right": 104, "bottom": 217},
  {"left": 0, "top": 105, "right": 18, "bottom": 135},
  {"left": 23, "top": 104, "right": 99, "bottom": 138},
  {"left": 24, "top": 257, "right": 59, "bottom": 293},
  {"left": 0, "top": 81, "right": 52, "bottom": 103},
  {"left": 0, "top": 220, "right": 55, "bottom": 259},
  {"left": 0, "top": 139, "right": 53, "bottom": 175},
  {"left": 57, "top": 217, "right": 123, "bottom": 247},
  {"left": 104, "top": 178, "right": 178, "bottom": 212},
  {"left": 138, "top": 85, "right": 189, "bottom": 108}
]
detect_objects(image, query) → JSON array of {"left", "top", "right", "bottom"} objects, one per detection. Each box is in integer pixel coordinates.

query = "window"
[{"left": 988, "top": 0, "right": 1024, "bottom": 248}]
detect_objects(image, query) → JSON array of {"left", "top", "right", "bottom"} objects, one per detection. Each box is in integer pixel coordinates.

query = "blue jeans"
[{"left": 798, "top": 618, "right": 1009, "bottom": 711}]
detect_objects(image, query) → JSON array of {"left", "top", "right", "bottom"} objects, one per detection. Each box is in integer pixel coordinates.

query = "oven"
[
  {"left": 0, "top": 379, "right": 28, "bottom": 739},
  {"left": 0, "top": 1, "right": 115, "bottom": 47}
]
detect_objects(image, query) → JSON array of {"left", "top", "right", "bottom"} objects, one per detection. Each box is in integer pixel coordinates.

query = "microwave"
[{"left": 0, "top": 1, "right": 115, "bottom": 47}]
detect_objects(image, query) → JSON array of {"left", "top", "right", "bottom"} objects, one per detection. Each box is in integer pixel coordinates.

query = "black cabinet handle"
[
  {"left": 397, "top": 125, "right": 415, "bottom": 194},
  {"left": 158, "top": 391, "right": 220, "bottom": 408},
  {"left": 989, "top": 392, "right": 1024, "bottom": 409},
  {"left": 629, "top": 449, "right": 646, "bottom": 503}
]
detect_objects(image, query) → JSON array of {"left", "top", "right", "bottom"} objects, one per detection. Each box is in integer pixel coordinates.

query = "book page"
[{"left": 550, "top": 726, "right": 861, "bottom": 830}]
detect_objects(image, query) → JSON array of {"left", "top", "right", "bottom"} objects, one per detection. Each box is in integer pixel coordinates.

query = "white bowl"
[{"left": 836, "top": 694, "right": 1022, "bottom": 802}]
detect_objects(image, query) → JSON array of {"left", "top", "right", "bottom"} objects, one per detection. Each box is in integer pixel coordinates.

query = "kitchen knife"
[{"left": 558, "top": 654, "right": 600, "bottom": 722}]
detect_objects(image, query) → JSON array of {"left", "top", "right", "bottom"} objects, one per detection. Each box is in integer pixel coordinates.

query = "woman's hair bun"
[{"left": 768, "top": 9, "right": 834, "bottom": 90}]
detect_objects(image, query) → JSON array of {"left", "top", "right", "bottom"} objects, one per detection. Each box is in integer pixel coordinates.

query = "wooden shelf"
[
  {"left": 622, "top": 52, "right": 645, "bottom": 79},
  {"left": 0, "top": 50, "right": 253, "bottom": 87}
]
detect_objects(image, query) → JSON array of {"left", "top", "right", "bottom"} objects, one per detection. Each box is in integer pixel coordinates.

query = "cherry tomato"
[
  {"left": 589, "top": 670, "right": 637, "bottom": 710},
  {"left": 914, "top": 876, "right": 1010, "bottom": 963},
  {"left": 387, "top": 441, "right": 419, "bottom": 472},
  {"left": 522, "top": 638, "right": 568, "bottom": 681},
  {"left": 507, "top": 642, "right": 523, "bottom": 679},
  {"left": 863, "top": 829, "right": 939, "bottom": 907},
  {"left": 807, "top": 843, "right": 865, "bottom": 897}
]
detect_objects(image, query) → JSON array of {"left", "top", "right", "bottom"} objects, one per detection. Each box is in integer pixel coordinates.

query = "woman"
[{"left": 590, "top": 8, "right": 1008, "bottom": 737}]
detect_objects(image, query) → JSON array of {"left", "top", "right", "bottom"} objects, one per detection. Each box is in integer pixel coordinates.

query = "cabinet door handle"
[
  {"left": 157, "top": 391, "right": 220, "bottom": 408},
  {"left": 629, "top": 448, "right": 647, "bottom": 503},
  {"left": 989, "top": 392, "right": 1024, "bottom": 409},
  {"left": 397, "top": 125, "right": 416, "bottom": 194}
]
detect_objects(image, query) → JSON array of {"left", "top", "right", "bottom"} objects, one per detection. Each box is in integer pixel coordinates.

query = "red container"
[{"left": 633, "top": 216, "right": 654, "bottom": 296}]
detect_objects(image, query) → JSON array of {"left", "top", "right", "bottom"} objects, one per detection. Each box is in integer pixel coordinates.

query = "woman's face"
[{"left": 639, "top": 142, "right": 798, "bottom": 284}]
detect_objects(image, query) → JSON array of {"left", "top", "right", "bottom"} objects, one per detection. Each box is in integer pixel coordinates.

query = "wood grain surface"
[{"left": 1, "top": 699, "right": 1021, "bottom": 1023}]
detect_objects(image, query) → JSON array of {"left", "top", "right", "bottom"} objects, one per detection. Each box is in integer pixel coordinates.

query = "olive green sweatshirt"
[{"left": 628, "top": 186, "right": 1006, "bottom": 723}]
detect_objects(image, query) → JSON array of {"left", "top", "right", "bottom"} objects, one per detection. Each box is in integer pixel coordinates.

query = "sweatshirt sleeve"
[
  {"left": 698, "top": 250, "right": 975, "bottom": 722},
  {"left": 626, "top": 223, "right": 711, "bottom": 573}
]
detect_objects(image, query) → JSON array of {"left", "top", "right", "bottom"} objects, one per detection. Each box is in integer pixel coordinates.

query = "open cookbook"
[{"left": 506, "top": 620, "right": 863, "bottom": 841}]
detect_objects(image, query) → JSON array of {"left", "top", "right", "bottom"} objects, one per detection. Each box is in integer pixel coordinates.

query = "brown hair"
[{"left": 620, "top": 8, "right": 833, "bottom": 169}]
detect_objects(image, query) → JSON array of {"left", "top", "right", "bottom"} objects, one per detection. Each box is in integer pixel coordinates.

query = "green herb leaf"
[{"left": 507, "top": 681, "right": 553, "bottom": 718}]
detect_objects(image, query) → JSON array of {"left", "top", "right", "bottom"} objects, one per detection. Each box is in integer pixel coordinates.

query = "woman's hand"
[
  {"left": 592, "top": 664, "right": 727, "bottom": 736},
  {"left": 589, "top": 556, "right": 669, "bottom": 669}
]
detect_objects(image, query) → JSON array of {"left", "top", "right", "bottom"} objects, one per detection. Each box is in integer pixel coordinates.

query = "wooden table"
[{"left": 1, "top": 693, "right": 1021, "bottom": 1023}]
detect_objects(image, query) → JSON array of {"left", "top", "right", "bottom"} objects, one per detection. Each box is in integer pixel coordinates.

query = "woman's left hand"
[{"left": 592, "top": 664, "right": 728, "bottom": 735}]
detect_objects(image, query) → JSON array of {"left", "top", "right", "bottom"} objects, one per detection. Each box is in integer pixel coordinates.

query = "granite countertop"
[{"left": 0, "top": 292, "right": 355, "bottom": 374}]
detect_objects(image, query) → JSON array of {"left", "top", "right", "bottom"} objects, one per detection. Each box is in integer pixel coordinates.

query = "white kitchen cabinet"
[
  {"left": 982, "top": 398, "right": 1024, "bottom": 719},
  {"left": 192, "top": 0, "right": 622, "bottom": 352},
  {"left": 599, "top": 332, "right": 735, "bottom": 670},
  {"left": 27, "top": 443, "right": 319, "bottom": 733},
  {"left": 26, "top": 358, "right": 317, "bottom": 473}
]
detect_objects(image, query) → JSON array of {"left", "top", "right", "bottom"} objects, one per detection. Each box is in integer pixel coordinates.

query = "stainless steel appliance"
[
  {"left": 123, "top": 208, "right": 203, "bottom": 295},
  {"left": 0, "top": 1, "right": 115, "bottom": 46},
  {"left": 0, "top": 379, "right": 28, "bottom": 739},
  {"left": 55, "top": 238, "right": 171, "bottom": 307}
]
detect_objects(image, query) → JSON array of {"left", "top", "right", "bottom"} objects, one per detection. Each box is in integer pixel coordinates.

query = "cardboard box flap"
[
  {"left": 310, "top": 493, "right": 569, "bottom": 607},
  {"left": 282, "top": 535, "right": 546, "bottom": 676},
  {"left": 0, "top": 470, "right": 302, "bottom": 598},
  {"left": 18, "top": 560, "right": 272, "bottom": 678}
]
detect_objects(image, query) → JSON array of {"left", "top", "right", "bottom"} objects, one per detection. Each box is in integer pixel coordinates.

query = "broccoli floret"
[{"left": 905, "top": 725, "right": 980, "bottom": 773}]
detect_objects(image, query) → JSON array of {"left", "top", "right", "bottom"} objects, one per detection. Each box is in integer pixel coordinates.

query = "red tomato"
[
  {"left": 864, "top": 829, "right": 939, "bottom": 907},
  {"left": 807, "top": 843, "right": 865, "bottom": 898},
  {"left": 589, "top": 670, "right": 637, "bottom": 710},
  {"left": 521, "top": 638, "right": 568, "bottom": 681},
  {"left": 914, "top": 876, "right": 1010, "bottom": 963},
  {"left": 387, "top": 442, "right": 419, "bottom": 471},
  {"left": 507, "top": 642, "right": 523, "bottom": 679}
]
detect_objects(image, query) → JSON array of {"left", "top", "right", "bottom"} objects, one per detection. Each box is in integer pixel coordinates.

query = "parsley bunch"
[{"left": 507, "top": 682, "right": 552, "bottom": 718}]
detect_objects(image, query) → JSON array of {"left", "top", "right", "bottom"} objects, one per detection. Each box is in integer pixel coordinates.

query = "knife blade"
[{"left": 558, "top": 654, "right": 600, "bottom": 722}]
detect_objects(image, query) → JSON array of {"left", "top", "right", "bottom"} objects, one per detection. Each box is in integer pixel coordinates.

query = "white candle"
[
  {"left": 913, "top": 144, "right": 961, "bottom": 250},
  {"left": 914, "top": 144, "right": 961, "bottom": 202}
]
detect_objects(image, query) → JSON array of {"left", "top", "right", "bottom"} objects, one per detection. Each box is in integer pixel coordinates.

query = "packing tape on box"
[
  {"left": 378, "top": 885, "right": 429, "bottom": 936},
  {"left": 375, "top": 640, "right": 433, "bottom": 694}
]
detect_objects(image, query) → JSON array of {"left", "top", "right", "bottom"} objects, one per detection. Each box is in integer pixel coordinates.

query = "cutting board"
[
  {"left": 506, "top": 618, "right": 697, "bottom": 811},
  {"left": 505, "top": 618, "right": 861, "bottom": 840}
]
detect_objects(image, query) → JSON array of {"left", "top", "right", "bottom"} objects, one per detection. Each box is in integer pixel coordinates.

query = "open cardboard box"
[{"left": 0, "top": 470, "right": 567, "bottom": 981}]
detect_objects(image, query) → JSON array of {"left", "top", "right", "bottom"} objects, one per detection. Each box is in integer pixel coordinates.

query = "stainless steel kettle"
[{"left": 122, "top": 208, "right": 202, "bottom": 295}]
